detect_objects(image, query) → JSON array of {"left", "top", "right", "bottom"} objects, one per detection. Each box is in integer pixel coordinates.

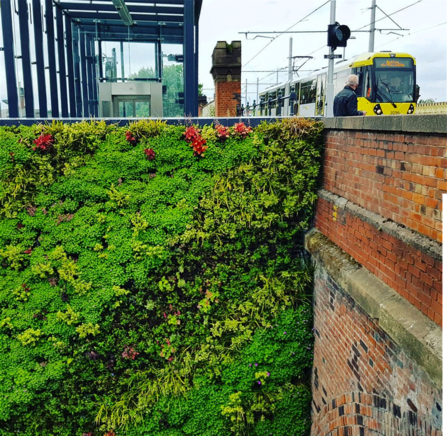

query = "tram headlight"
[
  {"left": 373, "top": 104, "right": 383, "bottom": 115},
  {"left": 407, "top": 104, "right": 415, "bottom": 114}
]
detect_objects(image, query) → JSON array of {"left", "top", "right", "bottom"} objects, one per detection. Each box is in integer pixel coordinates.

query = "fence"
[{"left": 416, "top": 101, "right": 447, "bottom": 114}]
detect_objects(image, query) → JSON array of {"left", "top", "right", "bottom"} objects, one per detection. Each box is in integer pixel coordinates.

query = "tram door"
[
  {"left": 315, "top": 74, "right": 326, "bottom": 116},
  {"left": 113, "top": 96, "right": 151, "bottom": 117}
]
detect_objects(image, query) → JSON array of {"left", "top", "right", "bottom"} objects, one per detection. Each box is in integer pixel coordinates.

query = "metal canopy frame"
[{"left": 0, "top": 0, "right": 202, "bottom": 118}]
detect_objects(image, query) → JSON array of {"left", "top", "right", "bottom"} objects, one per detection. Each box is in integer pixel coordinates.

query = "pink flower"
[{"left": 122, "top": 346, "right": 139, "bottom": 360}]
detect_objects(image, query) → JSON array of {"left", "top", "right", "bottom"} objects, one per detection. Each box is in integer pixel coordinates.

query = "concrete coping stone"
[
  {"left": 317, "top": 189, "right": 442, "bottom": 261},
  {"left": 305, "top": 228, "right": 442, "bottom": 389},
  {"left": 323, "top": 114, "right": 447, "bottom": 135}
]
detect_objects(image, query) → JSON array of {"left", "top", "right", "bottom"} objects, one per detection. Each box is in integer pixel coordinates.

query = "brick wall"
[
  {"left": 311, "top": 263, "right": 442, "bottom": 436},
  {"left": 308, "top": 116, "right": 445, "bottom": 436},
  {"left": 215, "top": 81, "right": 240, "bottom": 117},
  {"left": 315, "top": 194, "right": 442, "bottom": 326},
  {"left": 323, "top": 130, "right": 446, "bottom": 243}
]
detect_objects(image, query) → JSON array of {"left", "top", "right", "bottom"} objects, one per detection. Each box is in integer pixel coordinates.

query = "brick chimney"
[{"left": 210, "top": 41, "right": 241, "bottom": 117}]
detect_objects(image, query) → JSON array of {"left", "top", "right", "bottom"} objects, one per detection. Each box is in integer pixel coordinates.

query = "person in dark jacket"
[{"left": 333, "top": 74, "right": 367, "bottom": 116}]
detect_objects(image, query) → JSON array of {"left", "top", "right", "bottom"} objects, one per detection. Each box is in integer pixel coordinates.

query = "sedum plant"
[{"left": 0, "top": 118, "right": 323, "bottom": 436}]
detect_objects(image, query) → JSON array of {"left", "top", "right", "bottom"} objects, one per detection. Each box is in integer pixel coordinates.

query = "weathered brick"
[
  {"left": 321, "top": 130, "right": 445, "bottom": 238},
  {"left": 316, "top": 195, "right": 440, "bottom": 326},
  {"left": 311, "top": 264, "right": 442, "bottom": 436}
]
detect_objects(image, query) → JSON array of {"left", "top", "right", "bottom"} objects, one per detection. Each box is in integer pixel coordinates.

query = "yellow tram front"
[{"left": 350, "top": 52, "right": 417, "bottom": 116}]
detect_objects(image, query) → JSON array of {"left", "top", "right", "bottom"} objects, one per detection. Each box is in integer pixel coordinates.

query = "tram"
[{"left": 255, "top": 51, "right": 418, "bottom": 117}]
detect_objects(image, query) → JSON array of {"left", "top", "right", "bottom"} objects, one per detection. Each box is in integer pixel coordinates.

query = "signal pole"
[
  {"left": 369, "top": 0, "right": 377, "bottom": 52},
  {"left": 326, "top": 0, "right": 336, "bottom": 117}
]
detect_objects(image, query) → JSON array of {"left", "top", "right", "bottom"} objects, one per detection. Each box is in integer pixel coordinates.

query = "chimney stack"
[{"left": 210, "top": 41, "right": 241, "bottom": 117}]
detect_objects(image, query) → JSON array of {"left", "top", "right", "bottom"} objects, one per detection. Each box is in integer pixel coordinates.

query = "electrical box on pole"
[{"left": 327, "top": 22, "right": 351, "bottom": 50}]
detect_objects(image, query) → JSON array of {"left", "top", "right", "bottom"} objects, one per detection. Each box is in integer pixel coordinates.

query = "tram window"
[
  {"left": 375, "top": 69, "right": 415, "bottom": 103},
  {"left": 300, "top": 79, "right": 317, "bottom": 104},
  {"left": 279, "top": 88, "right": 285, "bottom": 107},
  {"left": 363, "top": 68, "right": 372, "bottom": 100},
  {"left": 356, "top": 70, "right": 364, "bottom": 96}
]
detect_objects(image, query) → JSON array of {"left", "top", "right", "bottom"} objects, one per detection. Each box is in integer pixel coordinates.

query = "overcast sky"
[
  {"left": 0, "top": 0, "right": 445, "bottom": 112},
  {"left": 198, "top": 0, "right": 447, "bottom": 103}
]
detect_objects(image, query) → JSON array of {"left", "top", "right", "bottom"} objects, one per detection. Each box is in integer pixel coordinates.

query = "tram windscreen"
[{"left": 373, "top": 58, "right": 415, "bottom": 103}]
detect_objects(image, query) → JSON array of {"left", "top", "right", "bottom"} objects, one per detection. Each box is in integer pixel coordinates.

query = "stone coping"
[
  {"left": 305, "top": 228, "right": 442, "bottom": 389},
  {"left": 318, "top": 189, "right": 442, "bottom": 261},
  {"left": 1, "top": 115, "right": 446, "bottom": 134},
  {"left": 323, "top": 114, "right": 447, "bottom": 134}
]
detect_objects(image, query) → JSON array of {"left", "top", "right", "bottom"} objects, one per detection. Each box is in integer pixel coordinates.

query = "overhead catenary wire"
[
  {"left": 375, "top": 20, "right": 447, "bottom": 49},
  {"left": 242, "top": 0, "right": 330, "bottom": 68},
  {"left": 304, "top": 0, "right": 424, "bottom": 59},
  {"left": 245, "top": 0, "right": 430, "bottom": 100},
  {"left": 354, "top": 0, "right": 422, "bottom": 32}
]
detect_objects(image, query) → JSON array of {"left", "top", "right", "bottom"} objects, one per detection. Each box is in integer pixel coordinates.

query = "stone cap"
[
  {"left": 323, "top": 114, "right": 447, "bottom": 134},
  {"left": 210, "top": 41, "right": 241, "bottom": 82},
  {"left": 305, "top": 228, "right": 442, "bottom": 389}
]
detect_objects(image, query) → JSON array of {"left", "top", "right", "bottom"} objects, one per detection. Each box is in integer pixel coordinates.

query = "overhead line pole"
[
  {"left": 285, "top": 37, "right": 293, "bottom": 116},
  {"left": 369, "top": 0, "right": 377, "bottom": 52}
]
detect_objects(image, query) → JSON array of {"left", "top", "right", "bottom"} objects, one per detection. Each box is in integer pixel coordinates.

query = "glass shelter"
[{"left": 0, "top": 0, "right": 202, "bottom": 118}]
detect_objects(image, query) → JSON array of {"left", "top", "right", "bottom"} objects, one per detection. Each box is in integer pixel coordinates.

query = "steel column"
[
  {"left": 56, "top": 6, "right": 68, "bottom": 117},
  {"left": 91, "top": 38, "right": 98, "bottom": 117},
  {"left": 369, "top": 0, "right": 377, "bottom": 52},
  {"left": 183, "top": 0, "right": 196, "bottom": 116},
  {"left": 45, "top": 0, "right": 59, "bottom": 117},
  {"left": 326, "top": 0, "right": 336, "bottom": 118},
  {"left": 194, "top": 19, "right": 199, "bottom": 115},
  {"left": 65, "top": 15, "right": 76, "bottom": 117},
  {"left": 0, "top": 0, "right": 19, "bottom": 117},
  {"left": 98, "top": 40, "right": 104, "bottom": 82},
  {"left": 72, "top": 24, "right": 83, "bottom": 117},
  {"left": 156, "top": 32, "right": 162, "bottom": 81},
  {"left": 86, "top": 35, "right": 94, "bottom": 116},
  {"left": 32, "top": 0, "right": 47, "bottom": 117},
  {"left": 18, "top": 0, "right": 34, "bottom": 117},
  {"left": 79, "top": 30, "right": 89, "bottom": 116}
]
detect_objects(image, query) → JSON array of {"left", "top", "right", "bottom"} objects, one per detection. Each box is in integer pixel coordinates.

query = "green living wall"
[{"left": 0, "top": 118, "right": 323, "bottom": 436}]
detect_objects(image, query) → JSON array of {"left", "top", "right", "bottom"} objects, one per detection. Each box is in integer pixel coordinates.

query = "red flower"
[
  {"left": 125, "top": 130, "right": 138, "bottom": 145},
  {"left": 184, "top": 126, "right": 200, "bottom": 143},
  {"left": 33, "top": 134, "right": 54, "bottom": 152},
  {"left": 192, "top": 137, "right": 208, "bottom": 157},
  {"left": 184, "top": 126, "right": 208, "bottom": 157},
  {"left": 233, "top": 122, "right": 253, "bottom": 138},
  {"left": 143, "top": 148, "right": 156, "bottom": 160},
  {"left": 17, "top": 223, "right": 24, "bottom": 229},
  {"left": 9, "top": 152, "right": 14, "bottom": 161},
  {"left": 23, "top": 248, "right": 32, "bottom": 255},
  {"left": 215, "top": 124, "right": 230, "bottom": 140}
]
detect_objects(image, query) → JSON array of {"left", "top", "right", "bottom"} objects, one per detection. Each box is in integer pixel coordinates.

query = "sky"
[
  {"left": 197, "top": 0, "right": 447, "bottom": 103},
  {"left": 0, "top": 0, "right": 445, "bottom": 113}
]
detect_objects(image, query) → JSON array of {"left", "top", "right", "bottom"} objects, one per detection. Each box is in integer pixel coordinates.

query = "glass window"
[
  {"left": 363, "top": 67, "right": 372, "bottom": 101},
  {"left": 162, "top": 43, "right": 184, "bottom": 117},
  {"left": 374, "top": 69, "right": 415, "bottom": 103},
  {"left": 300, "top": 79, "right": 317, "bottom": 104}
]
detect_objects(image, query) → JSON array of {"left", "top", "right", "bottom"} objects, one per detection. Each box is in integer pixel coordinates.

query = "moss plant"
[{"left": 0, "top": 118, "right": 323, "bottom": 436}]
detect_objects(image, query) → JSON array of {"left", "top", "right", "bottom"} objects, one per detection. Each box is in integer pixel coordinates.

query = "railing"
[
  {"left": 237, "top": 91, "right": 298, "bottom": 117},
  {"left": 416, "top": 102, "right": 447, "bottom": 114},
  {"left": 0, "top": 116, "right": 295, "bottom": 128}
]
